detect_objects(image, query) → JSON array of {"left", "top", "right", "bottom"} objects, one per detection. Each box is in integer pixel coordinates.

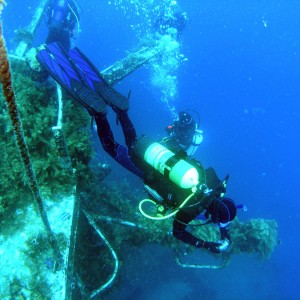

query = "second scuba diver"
[
  {"left": 45, "top": 0, "right": 80, "bottom": 51},
  {"left": 164, "top": 110, "right": 203, "bottom": 156}
]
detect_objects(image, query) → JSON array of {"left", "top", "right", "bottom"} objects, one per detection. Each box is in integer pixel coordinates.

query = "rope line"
[{"left": 0, "top": 22, "right": 63, "bottom": 270}]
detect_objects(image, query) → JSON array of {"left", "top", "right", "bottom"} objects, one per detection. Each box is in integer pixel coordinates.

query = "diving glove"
[
  {"left": 196, "top": 239, "right": 222, "bottom": 253},
  {"left": 216, "top": 238, "right": 230, "bottom": 252},
  {"left": 197, "top": 238, "right": 230, "bottom": 253}
]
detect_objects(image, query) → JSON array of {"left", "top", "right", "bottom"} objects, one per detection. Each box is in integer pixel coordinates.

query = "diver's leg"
[
  {"left": 94, "top": 112, "right": 143, "bottom": 177},
  {"left": 114, "top": 109, "right": 137, "bottom": 149},
  {"left": 94, "top": 113, "right": 118, "bottom": 157}
]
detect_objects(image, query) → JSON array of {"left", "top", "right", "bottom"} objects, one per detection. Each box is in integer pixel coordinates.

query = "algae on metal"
[
  {"left": 229, "top": 218, "right": 278, "bottom": 259},
  {"left": 0, "top": 57, "right": 92, "bottom": 218},
  {"left": 0, "top": 54, "right": 94, "bottom": 297},
  {"left": 83, "top": 179, "right": 278, "bottom": 261}
]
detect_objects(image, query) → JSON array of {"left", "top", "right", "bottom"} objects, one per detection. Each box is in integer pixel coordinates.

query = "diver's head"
[
  {"left": 208, "top": 197, "right": 237, "bottom": 225},
  {"left": 176, "top": 111, "right": 196, "bottom": 132},
  {"left": 178, "top": 111, "right": 192, "bottom": 125},
  {"left": 177, "top": 111, "right": 196, "bottom": 130},
  {"left": 155, "top": 2, "right": 187, "bottom": 35},
  {"left": 172, "top": 10, "right": 187, "bottom": 32}
]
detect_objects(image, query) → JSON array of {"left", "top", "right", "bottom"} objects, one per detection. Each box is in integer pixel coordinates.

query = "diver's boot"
[{"left": 94, "top": 112, "right": 119, "bottom": 155}]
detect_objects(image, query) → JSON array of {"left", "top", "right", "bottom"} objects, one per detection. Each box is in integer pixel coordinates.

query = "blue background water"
[{"left": 2, "top": 1, "right": 300, "bottom": 299}]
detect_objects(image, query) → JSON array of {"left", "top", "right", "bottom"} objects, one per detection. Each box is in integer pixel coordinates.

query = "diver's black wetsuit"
[
  {"left": 94, "top": 110, "right": 144, "bottom": 178},
  {"left": 164, "top": 117, "right": 196, "bottom": 152},
  {"left": 94, "top": 109, "right": 230, "bottom": 251},
  {"left": 45, "top": 0, "right": 79, "bottom": 51},
  {"left": 154, "top": 7, "right": 187, "bottom": 35}
]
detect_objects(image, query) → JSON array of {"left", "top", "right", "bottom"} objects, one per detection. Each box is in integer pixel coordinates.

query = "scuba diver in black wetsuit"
[
  {"left": 96, "top": 111, "right": 235, "bottom": 253},
  {"left": 154, "top": 1, "right": 187, "bottom": 37},
  {"left": 37, "top": 43, "right": 237, "bottom": 254},
  {"left": 163, "top": 111, "right": 204, "bottom": 156},
  {"left": 45, "top": 0, "right": 80, "bottom": 51}
]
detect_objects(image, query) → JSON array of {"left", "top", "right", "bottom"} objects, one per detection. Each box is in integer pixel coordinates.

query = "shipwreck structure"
[{"left": 0, "top": 2, "right": 278, "bottom": 299}]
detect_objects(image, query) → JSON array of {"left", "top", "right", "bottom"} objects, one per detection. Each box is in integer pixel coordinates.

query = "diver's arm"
[
  {"left": 172, "top": 211, "right": 204, "bottom": 247},
  {"left": 217, "top": 224, "right": 231, "bottom": 252},
  {"left": 219, "top": 225, "right": 231, "bottom": 240},
  {"left": 173, "top": 210, "right": 222, "bottom": 253}
]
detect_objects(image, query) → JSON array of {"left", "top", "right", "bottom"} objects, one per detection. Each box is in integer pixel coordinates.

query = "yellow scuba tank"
[
  {"left": 133, "top": 137, "right": 203, "bottom": 220},
  {"left": 144, "top": 142, "right": 199, "bottom": 189}
]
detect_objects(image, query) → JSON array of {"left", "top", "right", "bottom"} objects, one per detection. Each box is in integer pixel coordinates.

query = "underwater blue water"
[{"left": 2, "top": 1, "right": 300, "bottom": 299}]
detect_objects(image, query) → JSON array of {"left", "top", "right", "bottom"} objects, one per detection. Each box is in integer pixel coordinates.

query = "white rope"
[
  {"left": 94, "top": 215, "right": 164, "bottom": 233},
  {"left": 82, "top": 210, "right": 119, "bottom": 298},
  {"left": 175, "top": 256, "right": 230, "bottom": 269},
  {"left": 55, "top": 83, "right": 63, "bottom": 128}
]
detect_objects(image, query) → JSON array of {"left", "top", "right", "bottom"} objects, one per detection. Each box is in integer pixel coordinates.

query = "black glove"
[
  {"left": 217, "top": 238, "right": 230, "bottom": 252},
  {"left": 203, "top": 241, "right": 222, "bottom": 253},
  {"left": 197, "top": 239, "right": 230, "bottom": 254},
  {"left": 196, "top": 239, "right": 222, "bottom": 253}
]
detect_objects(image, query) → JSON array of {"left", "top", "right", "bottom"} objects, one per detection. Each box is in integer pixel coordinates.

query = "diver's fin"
[
  {"left": 68, "top": 47, "right": 129, "bottom": 111},
  {"left": 36, "top": 43, "right": 107, "bottom": 114}
]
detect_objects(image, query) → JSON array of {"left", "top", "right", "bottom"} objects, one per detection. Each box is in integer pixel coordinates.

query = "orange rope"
[{"left": 0, "top": 22, "right": 63, "bottom": 269}]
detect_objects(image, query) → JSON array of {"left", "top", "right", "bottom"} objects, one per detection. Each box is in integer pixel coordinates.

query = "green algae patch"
[{"left": 0, "top": 56, "right": 92, "bottom": 224}]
